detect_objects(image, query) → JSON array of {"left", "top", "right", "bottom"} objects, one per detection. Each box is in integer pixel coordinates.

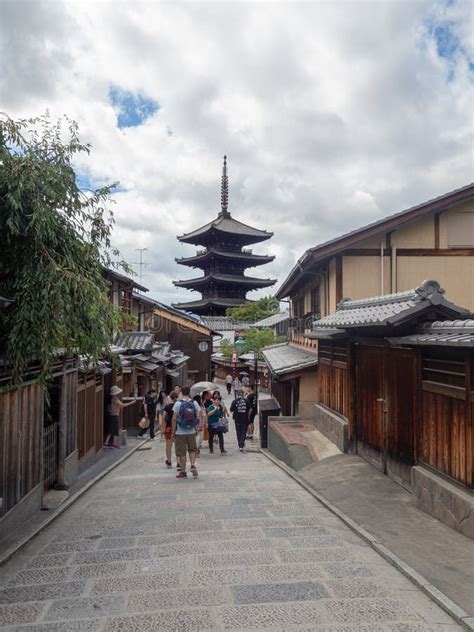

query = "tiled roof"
[
  {"left": 178, "top": 215, "right": 272, "bottom": 244},
  {"left": 310, "top": 280, "right": 469, "bottom": 332},
  {"left": 113, "top": 332, "right": 154, "bottom": 351},
  {"left": 176, "top": 248, "right": 274, "bottom": 267},
  {"left": 262, "top": 343, "right": 318, "bottom": 376},
  {"left": 251, "top": 312, "right": 290, "bottom": 328},
  {"left": 200, "top": 316, "right": 254, "bottom": 331},
  {"left": 172, "top": 298, "right": 249, "bottom": 311},
  {"left": 174, "top": 272, "right": 276, "bottom": 289},
  {"left": 103, "top": 268, "right": 148, "bottom": 292},
  {"left": 389, "top": 319, "right": 474, "bottom": 347},
  {"left": 277, "top": 182, "right": 474, "bottom": 298}
]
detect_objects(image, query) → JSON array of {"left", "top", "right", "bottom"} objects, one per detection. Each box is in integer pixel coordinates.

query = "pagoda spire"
[{"left": 220, "top": 155, "right": 230, "bottom": 218}]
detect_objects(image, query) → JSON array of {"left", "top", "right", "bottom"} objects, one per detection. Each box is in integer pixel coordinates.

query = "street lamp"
[
  {"left": 235, "top": 336, "right": 246, "bottom": 356},
  {"left": 253, "top": 350, "right": 259, "bottom": 407}
]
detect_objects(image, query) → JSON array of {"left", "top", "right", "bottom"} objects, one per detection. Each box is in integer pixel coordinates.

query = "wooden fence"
[{"left": 0, "top": 383, "right": 43, "bottom": 517}]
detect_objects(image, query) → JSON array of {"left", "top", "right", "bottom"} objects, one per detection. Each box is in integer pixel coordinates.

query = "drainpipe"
[
  {"left": 391, "top": 246, "right": 397, "bottom": 293},
  {"left": 380, "top": 242, "right": 384, "bottom": 295}
]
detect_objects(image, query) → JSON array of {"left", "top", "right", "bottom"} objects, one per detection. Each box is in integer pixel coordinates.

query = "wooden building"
[
  {"left": 309, "top": 280, "right": 474, "bottom": 538},
  {"left": 133, "top": 294, "right": 214, "bottom": 384},
  {"left": 173, "top": 157, "right": 276, "bottom": 315},
  {"left": 270, "top": 183, "right": 474, "bottom": 414}
]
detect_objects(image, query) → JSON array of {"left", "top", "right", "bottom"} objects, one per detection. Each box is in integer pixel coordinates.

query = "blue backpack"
[{"left": 177, "top": 400, "right": 198, "bottom": 430}]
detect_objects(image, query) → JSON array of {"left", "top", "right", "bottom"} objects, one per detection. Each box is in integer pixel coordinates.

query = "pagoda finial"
[{"left": 220, "top": 155, "right": 230, "bottom": 217}]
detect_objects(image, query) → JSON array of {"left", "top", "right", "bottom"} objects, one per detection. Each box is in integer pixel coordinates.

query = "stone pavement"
[{"left": 0, "top": 425, "right": 463, "bottom": 630}]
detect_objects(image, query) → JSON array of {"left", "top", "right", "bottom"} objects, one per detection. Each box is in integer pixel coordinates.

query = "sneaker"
[
  {"left": 176, "top": 471, "right": 187, "bottom": 479},
  {"left": 165, "top": 460, "right": 172, "bottom": 468},
  {"left": 103, "top": 444, "right": 112, "bottom": 449},
  {"left": 221, "top": 449, "right": 227, "bottom": 455},
  {"left": 137, "top": 435, "right": 147, "bottom": 440},
  {"left": 190, "top": 465, "right": 198, "bottom": 478},
  {"left": 239, "top": 448, "right": 244, "bottom": 453},
  {"left": 110, "top": 444, "right": 121, "bottom": 449},
  {"left": 209, "top": 449, "right": 214, "bottom": 454},
  {"left": 149, "top": 437, "right": 155, "bottom": 441},
  {"left": 176, "top": 463, "right": 182, "bottom": 471}
]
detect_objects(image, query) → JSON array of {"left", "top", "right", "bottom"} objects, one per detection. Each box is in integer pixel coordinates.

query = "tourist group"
[{"left": 105, "top": 376, "right": 257, "bottom": 479}]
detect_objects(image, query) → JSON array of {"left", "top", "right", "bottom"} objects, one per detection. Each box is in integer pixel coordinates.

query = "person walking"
[
  {"left": 162, "top": 391, "right": 178, "bottom": 467},
  {"left": 225, "top": 374, "right": 232, "bottom": 395},
  {"left": 230, "top": 391, "right": 250, "bottom": 452},
  {"left": 241, "top": 374, "right": 250, "bottom": 389},
  {"left": 232, "top": 376, "right": 242, "bottom": 399},
  {"left": 172, "top": 385, "right": 200, "bottom": 478},
  {"left": 104, "top": 386, "right": 136, "bottom": 449},
  {"left": 193, "top": 393, "right": 206, "bottom": 457},
  {"left": 207, "top": 394, "right": 228, "bottom": 454},
  {"left": 246, "top": 390, "right": 257, "bottom": 441},
  {"left": 137, "top": 388, "right": 159, "bottom": 440}
]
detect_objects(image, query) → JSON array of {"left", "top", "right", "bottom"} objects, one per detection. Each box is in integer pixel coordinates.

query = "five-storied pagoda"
[{"left": 173, "top": 157, "right": 276, "bottom": 315}]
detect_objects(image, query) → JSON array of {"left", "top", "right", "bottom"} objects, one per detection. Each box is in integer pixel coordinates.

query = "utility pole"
[{"left": 133, "top": 248, "right": 148, "bottom": 288}]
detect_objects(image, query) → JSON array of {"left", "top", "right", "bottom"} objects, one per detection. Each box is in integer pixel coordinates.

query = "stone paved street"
[{"left": 0, "top": 422, "right": 463, "bottom": 631}]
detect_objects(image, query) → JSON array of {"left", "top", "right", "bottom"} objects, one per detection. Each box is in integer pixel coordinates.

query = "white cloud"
[{"left": 1, "top": 0, "right": 472, "bottom": 304}]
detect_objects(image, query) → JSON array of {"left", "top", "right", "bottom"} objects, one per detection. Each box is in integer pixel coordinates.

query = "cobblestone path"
[{"left": 0, "top": 431, "right": 461, "bottom": 631}]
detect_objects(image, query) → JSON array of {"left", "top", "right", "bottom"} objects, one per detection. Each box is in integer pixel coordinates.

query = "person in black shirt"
[
  {"left": 138, "top": 388, "right": 159, "bottom": 440},
  {"left": 246, "top": 391, "right": 256, "bottom": 441},
  {"left": 162, "top": 391, "right": 178, "bottom": 467},
  {"left": 230, "top": 393, "right": 250, "bottom": 452}
]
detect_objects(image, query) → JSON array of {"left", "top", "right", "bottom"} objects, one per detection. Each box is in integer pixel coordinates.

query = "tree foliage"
[
  {"left": 0, "top": 113, "right": 127, "bottom": 387},
  {"left": 219, "top": 328, "right": 286, "bottom": 359},
  {"left": 225, "top": 296, "right": 279, "bottom": 322}
]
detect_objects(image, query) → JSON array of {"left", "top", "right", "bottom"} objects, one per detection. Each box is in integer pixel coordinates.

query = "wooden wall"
[
  {"left": 318, "top": 341, "right": 350, "bottom": 418},
  {"left": 151, "top": 317, "right": 212, "bottom": 383},
  {"left": 77, "top": 371, "right": 104, "bottom": 460},
  {"left": 419, "top": 350, "right": 473, "bottom": 488},
  {"left": 0, "top": 383, "right": 43, "bottom": 517}
]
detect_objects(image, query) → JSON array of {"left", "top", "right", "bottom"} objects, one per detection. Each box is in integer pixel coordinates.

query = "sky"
[{"left": 0, "top": 0, "right": 473, "bottom": 307}]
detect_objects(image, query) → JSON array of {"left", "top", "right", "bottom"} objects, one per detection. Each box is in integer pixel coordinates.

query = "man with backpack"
[
  {"left": 230, "top": 391, "right": 251, "bottom": 452},
  {"left": 171, "top": 385, "right": 201, "bottom": 478}
]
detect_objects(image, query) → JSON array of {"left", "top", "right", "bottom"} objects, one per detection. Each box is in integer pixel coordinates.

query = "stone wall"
[
  {"left": 413, "top": 466, "right": 474, "bottom": 540},
  {"left": 313, "top": 403, "right": 349, "bottom": 453}
]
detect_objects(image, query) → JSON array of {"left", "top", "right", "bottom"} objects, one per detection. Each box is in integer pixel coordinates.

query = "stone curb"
[
  {"left": 260, "top": 448, "right": 474, "bottom": 632},
  {"left": 0, "top": 439, "right": 150, "bottom": 567}
]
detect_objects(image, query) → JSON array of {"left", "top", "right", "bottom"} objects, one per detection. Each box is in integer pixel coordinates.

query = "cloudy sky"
[{"left": 1, "top": 0, "right": 472, "bottom": 305}]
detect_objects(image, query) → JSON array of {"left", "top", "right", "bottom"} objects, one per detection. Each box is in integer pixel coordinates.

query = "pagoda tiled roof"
[
  {"left": 178, "top": 214, "right": 273, "bottom": 245},
  {"left": 172, "top": 297, "right": 247, "bottom": 313},
  {"left": 174, "top": 272, "right": 276, "bottom": 289},
  {"left": 176, "top": 248, "right": 275, "bottom": 267}
]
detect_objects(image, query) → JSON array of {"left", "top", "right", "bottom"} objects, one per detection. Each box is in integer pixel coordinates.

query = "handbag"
[
  {"left": 138, "top": 416, "right": 150, "bottom": 430},
  {"left": 214, "top": 418, "right": 229, "bottom": 433}
]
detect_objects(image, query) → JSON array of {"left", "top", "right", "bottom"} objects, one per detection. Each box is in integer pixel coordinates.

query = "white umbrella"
[{"left": 190, "top": 381, "right": 221, "bottom": 397}]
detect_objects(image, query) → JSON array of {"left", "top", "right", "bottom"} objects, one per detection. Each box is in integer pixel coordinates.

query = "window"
[
  {"left": 447, "top": 212, "right": 474, "bottom": 248},
  {"left": 311, "top": 287, "right": 320, "bottom": 318}
]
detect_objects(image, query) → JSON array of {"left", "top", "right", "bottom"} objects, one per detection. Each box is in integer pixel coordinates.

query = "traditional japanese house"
[
  {"left": 104, "top": 268, "right": 148, "bottom": 328},
  {"left": 132, "top": 294, "right": 214, "bottom": 384},
  {"left": 308, "top": 280, "right": 473, "bottom": 538},
  {"left": 271, "top": 183, "right": 474, "bottom": 414},
  {"left": 173, "top": 157, "right": 276, "bottom": 315}
]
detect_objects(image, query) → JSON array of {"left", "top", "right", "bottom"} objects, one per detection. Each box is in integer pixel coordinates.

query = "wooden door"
[
  {"left": 355, "top": 344, "right": 385, "bottom": 470},
  {"left": 385, "top": 347, "right": 416, "bottom": 488}
]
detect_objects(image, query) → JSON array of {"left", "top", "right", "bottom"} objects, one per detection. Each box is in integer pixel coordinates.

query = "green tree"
[
  {"left": 225, "top": 296, "right": 279, "bottom": 322},
  {"left": 0, "top": 113, "right": 127, "bottom": 387},
  {"left": 219, "top": 329, "right": 286, "bottom": 360},
  {"left": 243, "top": 328, "right": 286, "bottom": 357}
]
